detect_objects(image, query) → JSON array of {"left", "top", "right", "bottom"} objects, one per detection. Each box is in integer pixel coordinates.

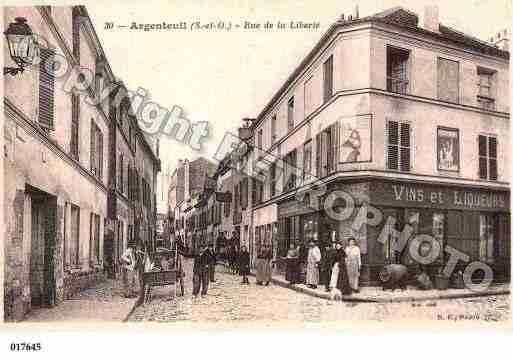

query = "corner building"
[{"left": 248, "top": 7, "right": 510, "bottom": 285}]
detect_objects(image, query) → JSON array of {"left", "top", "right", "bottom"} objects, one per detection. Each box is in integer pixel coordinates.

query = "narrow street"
[{"left": 129, "top": 258, "right": 510, "bottom": 322}]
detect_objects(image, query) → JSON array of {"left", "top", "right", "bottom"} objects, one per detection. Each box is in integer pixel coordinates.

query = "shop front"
[{"left": 277, "top": 179, "right": 510, "bottom": 286}]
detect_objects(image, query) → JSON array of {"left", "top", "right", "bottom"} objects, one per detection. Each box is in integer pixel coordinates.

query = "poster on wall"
[
  {"left": 340, "top": 115, "right": 372, "bottom": 163},
  {"left": 437, "top": 127, "right": 460, "bottom": 171}
]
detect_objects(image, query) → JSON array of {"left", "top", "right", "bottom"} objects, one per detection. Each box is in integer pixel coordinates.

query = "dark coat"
[
  {"left": 238, "top": 251, "right": 250, "bottom": 275},
  {"left": 205, "top": 248, "right": 216, "bottom": 265},
  {"left": 193, "top": 251, "right": 210, "bottom": 274},
  {"left": 335, "top": 248, "right": 351, "bottom": 295}
]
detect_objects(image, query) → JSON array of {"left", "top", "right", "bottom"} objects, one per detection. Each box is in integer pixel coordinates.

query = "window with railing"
[{"left": 387, "top": 46, "right": 409, "bottom": 94}]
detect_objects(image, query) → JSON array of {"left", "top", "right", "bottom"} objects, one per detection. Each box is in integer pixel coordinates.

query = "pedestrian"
[
  {"left": 256, "top": 243, "right": 273, "bottom": 286},
  {"left": 120, "top": 241, "right": 143, "bottom": 299},
  {"left": 345, "top": 238, "right": 362, "bottom": 293},
  {"left": 206, "top": 242, "right": 217, "bottom": 283},
  {"left": 321, "top": 239, "right": 338, "bottom": 292},
  {"left": 298, "top": 240, "right": 308, "bottom": 283},
  {"left": 329, "top": 240, "right": 352, "bottom": 296},
  {"left": 192, "top": 243, "right": 210, "bottom": 297},
  {"left": 306, "top": 240, "right": 322, "bottom": 289},
  {"left": 238, "top": 245, "right": 250, "bottom": 284},
  {"left": 285, "top": 242, "right": 299, "bottom": 285}
]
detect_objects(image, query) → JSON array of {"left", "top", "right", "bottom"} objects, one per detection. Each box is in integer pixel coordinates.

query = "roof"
[{"left": 251, "top": 7, "right": 509, "bottom": 130}]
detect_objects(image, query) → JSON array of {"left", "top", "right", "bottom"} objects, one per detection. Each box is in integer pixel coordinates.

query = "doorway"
[{"left": 27, "top": 185, "right": 57, "bottom": 308}]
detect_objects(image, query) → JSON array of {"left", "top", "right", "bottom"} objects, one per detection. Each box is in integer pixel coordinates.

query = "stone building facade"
[
  {"left": 3, "top": 5, "right": 159, "bottom": 321},
  {"left": 242, "top": 6, "right": 510, "bottom": 284}
]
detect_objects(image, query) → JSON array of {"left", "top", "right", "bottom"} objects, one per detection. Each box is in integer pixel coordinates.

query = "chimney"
[
  {"left": 492, "top": 29, "right": 509, "bottom": 51},
  {"left": 353, "top": 5, "right": 359, "bottom": 20},
  {"left": 423, "top": 4, "right": 439, "bottom": 33}
]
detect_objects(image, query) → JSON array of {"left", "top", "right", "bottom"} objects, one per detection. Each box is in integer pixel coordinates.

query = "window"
[
  {"left": 479, "top": 214, "right": 496, "bottom": 262},
  {"left": 258, "top": 128, "right": 263, "bottom": 150},
  {"left": 241, "top": 178, "right": 248, "bottom": 210},
  {"left": 287, "top": 97, "right": 294, "bottom": 131},
  {"left": 70, "top": 94, "right": 80, "bottom": 160},
  {"left": 387, "top": 46, "right": 409, "bottom": 94},
  {"left": 271, "top": 115, "right": 277, "bottom": 144},
  {"left": 70, "top": 204, "right": 80, "bottom": 266},
  {"left": 118, "top": 154, "right": 123, "bottom": 192},
  {"left": 478, "top": 135, "right": 498, "bottom": 180},
  {"left": 437, "top": 58, "right": 459, "bottom": 103},
  {"left": 477, "top": 67, "right": 496, "bottom": 110},
  {"left": 315, "top": 123, "right": 339, "bottom": 178},
  {"left": 252, "top": 177, "right": 264, "bottom": 205},
  {"left": 117, "top": 221, "right": 124, "bottom": 263},
  {"left": 323, "top": 55, "right": 334, "bottom": 102},
  {"left": 38, "top": 48, "right": 55, "bottom": 130},
  {"left": 387, "top": 120, "right": 410, "bottom": 172},
  {"left": 283, "top": 150, "right": 297, "bottom": 191},
  {"left": 270, "top": 162, "right": 277, "bottom": 197},
  {"left": 224, "top": 197, "right": 231, "bottom": 217},
  {"left": 90, "top": 213, "right": 100, "bottom": 264},
  {"left": 72, "top": 7, "right": 80, "bottom": 60},
  {"left": 234, "top": 184, "right": 239, "bottom": 213},
  {"left": 303, "top": 141, "right": 312, "bottom": 180},
  {"left": 90, "top": 120, "right": 103, "bottom": 180}
]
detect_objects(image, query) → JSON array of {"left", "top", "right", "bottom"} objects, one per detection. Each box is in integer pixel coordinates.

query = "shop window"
[
  {"left": 387, "top": 120, "right": 410, "bottom": 172},
  {"left": 432, "top": 212, "right": 445, "bottom": 261},
  {"left": 387, "top": 46, "right": 410, "bottom": 94},
  {"left": 479, "top": 214, "right": 495, "bottom": 262},
  {"left": 478, "top": 135, "right": 498, "bottom": 180},
  {"left": 302, "top": 215, "right": 318, "bottom": 243}
]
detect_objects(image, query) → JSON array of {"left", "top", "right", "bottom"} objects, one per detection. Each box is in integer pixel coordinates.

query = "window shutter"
[
  {"left": 489, "top": 137, "right": 498, "bottom": 180},
  {"left": 387, "top": 121, "right": 399, "bottom": 170},
  {"left": 399, "top": 123, "right": 410, "bottom": 172},
  {"left": 478, "top": 135, "right": 488, "bottom": 179},
  {"left": 98, "top": 130, "right": 103, "bottom": 179},
  {"left": 70, "top": 94, "right": 80, "bottom": 159},
  {"left": 316, "top": 133, "right": 321, "bottom": 177},
  {"left": 437, "top": 58, "right": 460, "bottom": 103},
  {"left": 38, "top": 49, "right": 55, "bottom": 129},
  {"left": 90, "top": 119, "right": 96, "bottom": 174}
]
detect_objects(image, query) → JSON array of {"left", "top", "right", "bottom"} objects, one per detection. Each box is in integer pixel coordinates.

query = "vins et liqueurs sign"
[{"left": 376, "top": 183, "right": 508, "bottom": 211}]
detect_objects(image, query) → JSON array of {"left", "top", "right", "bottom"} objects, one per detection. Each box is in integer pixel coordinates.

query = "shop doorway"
[{"left": 27, "top": 185, "right": 57, "bottom": 308}]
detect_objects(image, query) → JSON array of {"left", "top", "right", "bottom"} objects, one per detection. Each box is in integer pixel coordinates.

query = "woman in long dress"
[
  {"left": 345, "top": 238, "right": 362, "bottom": 293},
  {"left": 285, "top": 243, "right": 299, "bottom": 284},
  {"left": 256, "top": 244, "right": 273, "bottom": 285},
  {"left": 306, "top": 241, "right": 321, "bottom": 289}
]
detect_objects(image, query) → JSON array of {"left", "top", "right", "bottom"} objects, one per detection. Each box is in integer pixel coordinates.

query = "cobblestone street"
[{"left": 129, "top": 258, "right": 510, "bottom": 323}]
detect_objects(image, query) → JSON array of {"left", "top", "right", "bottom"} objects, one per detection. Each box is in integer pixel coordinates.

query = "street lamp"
[{"left": 4, "top": 17, "right": 39, "bottom": 76}]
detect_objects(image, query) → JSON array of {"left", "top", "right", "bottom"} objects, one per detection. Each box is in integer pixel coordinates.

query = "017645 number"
[{"left": 10, "top": 343, "right": 42, "bottom": 352}]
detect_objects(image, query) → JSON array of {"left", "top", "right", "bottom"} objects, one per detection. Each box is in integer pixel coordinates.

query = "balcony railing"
[{"left": 387, "top": 77, "right": 409, "bottom": 94}]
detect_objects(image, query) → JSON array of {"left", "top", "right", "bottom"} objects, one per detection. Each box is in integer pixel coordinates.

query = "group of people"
[
  {"left": 285, "top": 237, "right": 362, "bottom": 295},
  {"left": 191, "top": 242, "right": 217, "bottom": 297}
]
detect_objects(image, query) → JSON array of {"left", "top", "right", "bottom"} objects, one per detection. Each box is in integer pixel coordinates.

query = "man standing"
[
  {"left": 306, "top": 240, "right": 322, "bottom": 289},
  {"left": 206, "top": 242, "right": 217, "bottom": 283},
  {"left": 321, "top": 238, "right": 338, "bottom": 292},
  {"left": 192, "top": 243, "right": 210, "bottom": 297}
]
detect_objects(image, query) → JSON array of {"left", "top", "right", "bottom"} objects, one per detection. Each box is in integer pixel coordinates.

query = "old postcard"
[{"left": 1, "top": 0, "right": 511, "bottom": 333}]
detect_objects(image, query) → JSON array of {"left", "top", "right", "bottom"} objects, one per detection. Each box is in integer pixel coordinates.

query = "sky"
[{"left": 84, "top": 0, "right": 512, "bottom": 175}]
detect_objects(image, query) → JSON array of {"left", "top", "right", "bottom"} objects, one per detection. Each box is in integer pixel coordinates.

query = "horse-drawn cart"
[{"left": 142, "top": 246, "right": 185, "bottom": 303}]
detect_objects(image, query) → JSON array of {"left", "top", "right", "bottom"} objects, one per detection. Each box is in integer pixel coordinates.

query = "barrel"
[{"left": 379, "top": 264, "right": 408, "bottom": 284}]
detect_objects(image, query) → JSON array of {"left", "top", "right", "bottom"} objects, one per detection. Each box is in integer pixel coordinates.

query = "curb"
[
  {"left": 267, "top": 275, "right": 510, "bottom": 303},
  {"left": 122, "top": 297, "right": 143, "bottom": 322}
]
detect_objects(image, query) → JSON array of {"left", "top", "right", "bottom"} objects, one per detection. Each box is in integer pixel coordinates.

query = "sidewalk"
[
  {"left": 260, "top": 272, "right": 510, "bottom": 303},
  {"left": 25, "top": 279, "right": 138, "bottom": 322}
]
